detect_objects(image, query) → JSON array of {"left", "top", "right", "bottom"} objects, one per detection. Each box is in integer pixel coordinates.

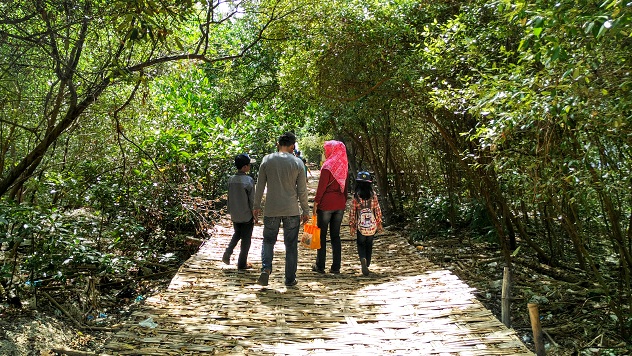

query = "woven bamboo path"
[{"left": 105, "top": 174, "right": 533, "bottom": 355}]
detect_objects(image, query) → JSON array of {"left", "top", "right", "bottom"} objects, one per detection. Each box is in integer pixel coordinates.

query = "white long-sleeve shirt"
[{"left": 254, "top": 151, "right": 309, "bottom": 217}]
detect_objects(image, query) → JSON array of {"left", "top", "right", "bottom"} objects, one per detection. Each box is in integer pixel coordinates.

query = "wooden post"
[
  {"left": 528, "top": 303, "right": 546, "bottom": 356},
  {"left": 501, "top": 266, "right": 511, "bottom": 327}
]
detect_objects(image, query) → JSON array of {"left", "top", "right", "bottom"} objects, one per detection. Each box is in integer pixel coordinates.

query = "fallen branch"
[
  {"left": 184, "top": 236, "right": 203, "bottom": 248},
  {"left": 475, "top": 256, "right": 504, "bottom": 264},
  {"left": 141, "top": 260, "right": 172, "bottom": 270},
  {"left": 50, "top": 348, "right": 97, "bottom": 356},
  {"left": 138, "top": 269, "right": 178, "bottom": 279},
  {"left": 41, "top": 291, "right": 84, "bottom": 329},
  {"left": 42, "top": 291, "right": 122, "bottom": 333},
  {"left": 99, "top": 269, "right": 178, "bottom": 288},
  {"left": 83, "top": 325, "right": 121, "bottom": 332},
  {"left": 514, "top": 257, "right": 582, "bottom": 283},
  {"left": 543, "top": 329, "right": 559, "bottom": 348}
]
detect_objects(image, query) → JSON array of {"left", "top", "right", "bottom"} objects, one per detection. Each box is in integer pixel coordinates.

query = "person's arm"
[
  {"left": 247, "top": 178, "right": 256, "bottom": 223},
  {"left": 373, "top": 194, "right": 384, "bottom": 232},
  {"left": 349, "top": 198, "right": 358, "bottom": 236},
  {"left": 296, "top": 160, "right": 310, "bottom": 223},
  {"left": 253, "top": 162, "right": 267, "bottom": 220},
  {"left": 247, "top": 178, "right": 255, "bottom": 209},
  {"left": 226, "top": 179, "right": 232, "bottom": 216}
]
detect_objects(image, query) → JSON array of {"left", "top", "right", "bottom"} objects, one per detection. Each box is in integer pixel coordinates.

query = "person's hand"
[
  {"left": 313, "top": 202, "right": 318, "bottom": 213},
  {"left": 301, "top": 214, "right": 310, "bottom": 225},
  {"left": 253, "top": 209, "right": 261, "bottom": 224}
]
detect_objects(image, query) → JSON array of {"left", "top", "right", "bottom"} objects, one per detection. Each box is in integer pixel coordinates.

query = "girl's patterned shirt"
[{"left": 349, "top": 193, "right": 383, "bottom": 236}]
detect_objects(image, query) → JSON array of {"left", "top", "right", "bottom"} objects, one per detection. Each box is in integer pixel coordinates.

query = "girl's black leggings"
[{"left": 356, "top": 231, "right": 374, "bottom": 266}]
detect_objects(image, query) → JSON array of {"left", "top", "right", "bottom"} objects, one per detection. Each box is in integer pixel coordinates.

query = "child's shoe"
[
  {"left": 361, "top": 258, "right": 369, "bottom": 276},
  {"left": 311, "top": 264, "right": 325, "bottom": 274},
  {"left": 222, "top": 251, "right": 231, "bottom": 265}
]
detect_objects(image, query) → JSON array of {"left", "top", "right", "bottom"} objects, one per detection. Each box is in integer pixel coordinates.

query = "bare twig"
[
  {"left": 50, "top": 348, "right": 97, "bottom": 356},
  {"left": 543, "top": 329, "right": 559, "bottom": 347},
  {"left": 41, "top": 291, "right": 84, "bottom": 329}
]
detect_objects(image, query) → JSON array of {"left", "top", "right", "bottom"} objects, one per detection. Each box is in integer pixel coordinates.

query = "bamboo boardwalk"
[{"left": 105, "top": 173, "right": 533, "bottom": 355}]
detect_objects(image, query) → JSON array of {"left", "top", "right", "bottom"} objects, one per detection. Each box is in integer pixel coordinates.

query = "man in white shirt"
[{"left": 253, "top": 132, "right": 310, "bottom": 287}]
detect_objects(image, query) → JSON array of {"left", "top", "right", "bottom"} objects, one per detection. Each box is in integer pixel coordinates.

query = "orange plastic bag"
[{"left": 300, "top": 215, "right": 321, "bottom": 249}]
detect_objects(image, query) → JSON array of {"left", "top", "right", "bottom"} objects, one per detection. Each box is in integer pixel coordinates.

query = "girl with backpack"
[{"left": 349, "top": 171, "right": 384, "bottom": 276}]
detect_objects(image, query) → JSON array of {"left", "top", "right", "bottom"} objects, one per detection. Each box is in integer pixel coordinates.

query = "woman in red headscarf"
[{"left": 312, "top": 140, "right": 348, "bottom": 274}]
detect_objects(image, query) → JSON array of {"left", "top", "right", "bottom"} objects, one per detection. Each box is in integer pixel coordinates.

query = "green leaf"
[
  {"left": 533, "top": 16, "right": 544, "bottom": 28},
  {"left": 550, "top": 46, "right": 561, "bottom": 61},
  {"left": 174, "top": 36, "right": 185, "bottom": 51},
  {"left": 130, "top": 28, "right": 139, "bottom": 40},
  {"left": 596, "top": 23, "right": 609, "bottom": 38},
  {"left": 584, "top": 21, "right": 595, "bottom": 35},
  {"left": 601, "top": 0, "right": 618, "bottom": 10}
]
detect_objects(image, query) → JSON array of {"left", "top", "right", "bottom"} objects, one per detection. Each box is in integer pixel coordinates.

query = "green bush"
[
  {"left": 0, "top": 203, "right": 138, "bottom": 291},
  {"left": 404, "top": 195, "right": 495, "bottom": 242},
  {"left": 298, "top": 134, "right": 330, "bottom": 167}
]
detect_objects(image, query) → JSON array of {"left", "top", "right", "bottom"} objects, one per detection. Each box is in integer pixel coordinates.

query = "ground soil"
[
  {"left": 0, "top": 209, "right": 204, "bottom": 356},
  {"left": 0, "top": 260, "right": 180, "bottom": 355}
]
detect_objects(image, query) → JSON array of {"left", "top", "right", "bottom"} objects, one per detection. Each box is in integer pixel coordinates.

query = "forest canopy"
[{"left": 1, "top": 0, "right": 632, "bottom": 352}]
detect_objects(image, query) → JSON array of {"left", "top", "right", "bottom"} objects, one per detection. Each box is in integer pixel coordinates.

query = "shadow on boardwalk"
[{"left": 105, "top": 174, "right": 533, "bottom": 355}]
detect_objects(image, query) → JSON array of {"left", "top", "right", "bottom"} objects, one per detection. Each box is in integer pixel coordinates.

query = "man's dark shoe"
[
  {"left": 257, "top": 270, "right": 270, "bottom": 286},
  {"left": 329, "top": 269, "right": 340, "bottom": 274},
  {"left": 285, "top": 279, "right": 298, "bottom": 287},
  {"left": 361, "top": 258, "right": 369, "bottom": 276},
  {"left": 222, "top": 251, "right": 231, "bottom": 265},
  {"left": 311, "top": 264, "right": 325, "bottom": 274}
]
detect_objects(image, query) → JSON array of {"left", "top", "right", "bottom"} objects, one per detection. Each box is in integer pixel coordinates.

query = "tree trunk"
[
  {"left": 0, "top": 78, "right": 110, "bottom": 198},
  {"left": 550, "top": 196, "right": 587, "bottom": 271}
]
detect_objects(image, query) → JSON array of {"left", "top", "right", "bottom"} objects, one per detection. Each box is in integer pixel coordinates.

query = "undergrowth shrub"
[{"left": 404, "top": 195, "right": 496, "bottom": 243}]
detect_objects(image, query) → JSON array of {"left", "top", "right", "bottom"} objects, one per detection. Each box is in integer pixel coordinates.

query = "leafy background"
[{"left": 1, "top": 0, "right": 632, "bottom": 354}]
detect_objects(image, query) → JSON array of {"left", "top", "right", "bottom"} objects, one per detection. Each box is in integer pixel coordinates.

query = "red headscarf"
[{"left": 321, "top": 140, "right": 348, "bottom": 192}]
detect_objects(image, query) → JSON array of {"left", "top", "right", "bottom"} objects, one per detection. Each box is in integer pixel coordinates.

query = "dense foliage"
[
  {"left": 0, "top": 0, "right": 303, "bottom": 324},
  {"left": 1, "top": 0, "right": 632, "bottom": 353}
]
